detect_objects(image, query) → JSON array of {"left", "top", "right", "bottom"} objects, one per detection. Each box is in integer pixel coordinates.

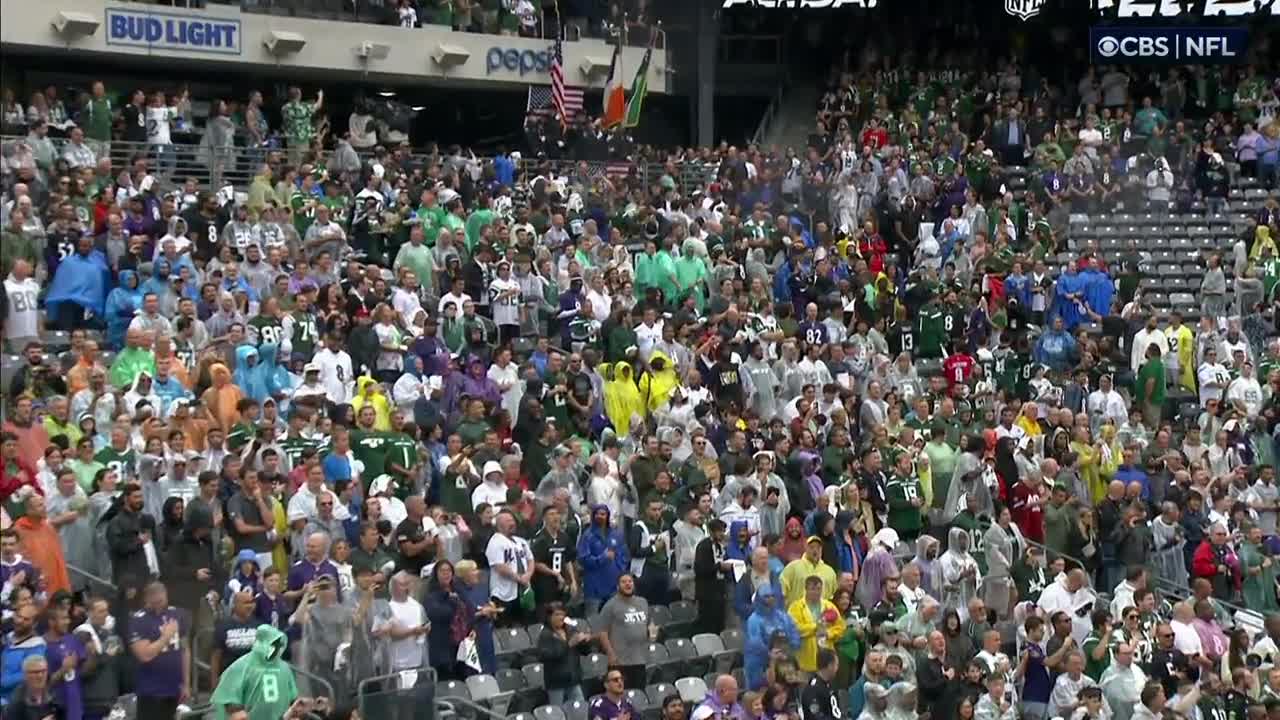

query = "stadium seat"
[
  {"left": 648, "top": 605, "right": 673, "bottom": 630},
  {"left": 674, "top": 677, "right": 708, "bottom": 704},
  {"left": 667, "top": 601, "right": 697, "bottom": 637},
  {"left": 579, "top": 653, "right": 609, "bottom": 696},
  {"left": 521, "top": 663, "right": 546, "bottom": 692},
  {"left": 43, "top": 330, "right": 70, "bottom": 353},
  {"left": 533, "top": 706, "right": 567, "bottom": 720},
  {"left": 496, "top": 668, "right": 526, "bottom": 694},
  {"left": 625, "top": 689, "right": 653, "bottom": 718},
  {"left": 0, "top": 356, "right": 19, "bottom": 391},
  {"left": 439, "top": 680, "right": 472, "bottom": 703},
  {"left": 664, "top": 638, "right": 707, "bottom": 678},
  {"left": 692, "top": 633, "right": 734, "bottom": 673},
  {"left": 510, "top": 713, "right": 536, "bottom": 720},
  {"left": 467, "top": 674, "right": 503, "bottom": 705},
  {"left": 525, "top": 623, "right": 544, "bottom": 641},
  {"left": 646, "top": 683, "right": 675, "bottom": 707},
  {"left": 646, "top": 643, "right": 670, "bottom": 683},
  {"left": 563, "top": 699, "right": 589, "bottom": 720},
  {"left": 497, "top": 627, "right": 533, "bottom": 668}
]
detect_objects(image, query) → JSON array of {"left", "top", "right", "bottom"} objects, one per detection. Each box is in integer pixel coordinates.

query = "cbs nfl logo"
[{"left": 1005, "top": 0, "right": 1045, "bottom": 20}]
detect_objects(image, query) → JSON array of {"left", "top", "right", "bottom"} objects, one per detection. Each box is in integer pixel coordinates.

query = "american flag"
[{"left": 527, "top": 39, "right": 583, "bottom": 122}]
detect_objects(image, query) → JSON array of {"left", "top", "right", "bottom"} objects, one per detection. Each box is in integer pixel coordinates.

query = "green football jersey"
[
  {"left": 93, "top": 446, "right": 136, "bottom": 482},
  {"left": 290, "top": 310, "right": 319, "bottom": 357},
  {"left": 248, "top": 315, "right": 285, "bottom": 348}
]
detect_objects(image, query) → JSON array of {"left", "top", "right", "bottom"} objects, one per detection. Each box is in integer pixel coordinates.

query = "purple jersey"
[
  {"left": 588, "top": 695, "right": 636, "bottom": 720},
  {"left": 254, "top": 592, "right": 291, "bottom": 635},
  {"left": 286, "top": 559, "right": 343, "bottom": 602},
  {"left": 0, "top": 556, "right": 40, "bottom": 596},
  {"left": 45, "top": 633, "right": 87, "bottom": 720},
  {"left": 128, "top": 607, "right": 189, "bottom": 698}
]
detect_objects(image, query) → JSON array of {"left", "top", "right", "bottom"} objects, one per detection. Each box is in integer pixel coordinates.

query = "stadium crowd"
[{"left": 6, "top": 47, "right": 1280, "bottom": 720}]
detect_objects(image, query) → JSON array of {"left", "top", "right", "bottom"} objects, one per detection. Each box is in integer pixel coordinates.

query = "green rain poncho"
[
  {"left": 1241, "top": 538, "right": 1280, "bottom": 613},
  {"left": 393, "top": 240, "right": 436, "bottom": 296},
  {"left": 109, "top": 346, "right": 157, "bottom": 390},
  {"left": 673, "top": 240, "right": 709, "bottom": 311},
  {"left": 210, "top": 624, "right": 299, "bottom": 720},
  {"left": 634, "top": 247, "right": 678, "bottom": 305}
]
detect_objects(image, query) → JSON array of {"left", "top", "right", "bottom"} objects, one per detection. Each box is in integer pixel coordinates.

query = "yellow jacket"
[
  {"left": 1168, "top": 324, "right": 1196, "bottom": 392},
  {"left": 352, "top": 376, "right": 392, "bottom": 431},
  {"left": 788, "top": 597, "right": 846, "bottom": 672},
  {"left": 779, "top": 556, "right": 838, "bottom": 606}
]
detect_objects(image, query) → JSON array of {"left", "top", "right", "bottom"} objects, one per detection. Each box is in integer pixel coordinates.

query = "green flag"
[{"left": 623, "top": 46, "right": 651, "bottom": 128}]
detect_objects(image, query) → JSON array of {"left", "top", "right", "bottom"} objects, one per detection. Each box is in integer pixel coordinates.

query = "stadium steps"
[{"left": 762, "top": 84, "right": 822, "bottom": 150}]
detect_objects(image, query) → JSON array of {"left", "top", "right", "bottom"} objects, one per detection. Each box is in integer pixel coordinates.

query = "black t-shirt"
[
  {"left": 1144, "top": 647, "right": 1194, "bottom": 697},
  {"left": 800, "top": 675, "right": 841, "bottom": 720},
  {"left": 394, "top": 517, "right": 432, "bottom": 575},
  {"left": 530, "top": 528, "right": 576, "bottom": 601},
  {"left": 213, "top": 615, "right": 259, "bottom": 666},
  {"left": 123, "top": 104, "right": 146, "bottom": 143}
]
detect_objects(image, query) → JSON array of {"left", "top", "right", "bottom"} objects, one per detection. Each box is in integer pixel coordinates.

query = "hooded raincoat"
[
  {"left": 577, "top": 505, "right": 630, "bottom": 604},
  {"left": 602, "top": 363, "right": 645, "bottom": 437},
  {"left": 351, "top": 376, "right": 393, "bottom": 431},
  {"left": 104, "top": 270, "right": 143, "bottom": 349},
  {"left": 209, "top": 624, "right": 299, "bottom": 720},
  {"left": 743, "top": 584, "right": 799, "bottom": 690}
]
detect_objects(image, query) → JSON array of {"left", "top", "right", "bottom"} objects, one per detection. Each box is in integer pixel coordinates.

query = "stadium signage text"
[
  {"left": 719, "top": 0, "right": 878, "bottom": 8},
  {"left": 1095, "top": 0, "right": 1278, "bottom": 16},
  {"left": 1005, "top": 0, "right": 1045, "bottom": 20},
  {"left": 486, "top": 45, "right": 554, "bottom": 75},
  {"left": 1089, "top": 26, "right": 1247, "bottom": 63},
  {"left": 105, "top": 7, "right": 241, "bottom": 54}
]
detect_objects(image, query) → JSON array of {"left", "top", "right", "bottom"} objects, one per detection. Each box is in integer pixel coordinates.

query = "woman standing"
[
  {"left": 423, "top": 560, "right": 469, "bottom": 680},
  {"left": 536, "top": 603, "right": 593, "bottom": 704}
]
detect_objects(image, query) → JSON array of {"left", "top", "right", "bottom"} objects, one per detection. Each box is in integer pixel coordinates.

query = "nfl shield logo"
[{"left": 1005, "top": 0, "right": 1045, "bottom": 20}]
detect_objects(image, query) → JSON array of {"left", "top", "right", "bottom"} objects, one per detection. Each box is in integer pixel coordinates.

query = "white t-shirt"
[
  {"left": 438, "top": 292, "right": 473, "bottom": 315},
  {"left": 1197, "top": 362, "right": 1231, "bottom": 406},
  {"left": 386, "top": 597, "right": 427, "bottom": 669},
  {"left": 485, "top": 532, "right": 532, "bottom": 602},
  {"left": 4, "top": 277, "right": 39, "bottom": 340},
  {"left": 489, "top": 278, "right": 522, "bottom": 326},
  {"left": 146, "top": 106, "right": 176, "bottom": 145}
]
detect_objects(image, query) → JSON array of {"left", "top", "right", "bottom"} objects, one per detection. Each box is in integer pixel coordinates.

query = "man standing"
[
  {"left": 485, "top": 510, "right": 534, "bottom": 626},
  {"left": 694, "top": 519, "right": 733, "bottom": 635},
  {"left": 376, "top": 572, "right": 428, "bottom": 681},
  {"left": 531, "top": 505, "right": 578, "bottom": 612},
  {"left": 799, "top": 649, "right": 841, "bottom": 720},
  {"left": 628, "top": 498, "right": 672, "bottom": 607},
  {"left": 596, "top": 574, "right": 653, "bottom": 691},
  {"left": 128, "top": 581, "right": 190, "bottom": 720}
]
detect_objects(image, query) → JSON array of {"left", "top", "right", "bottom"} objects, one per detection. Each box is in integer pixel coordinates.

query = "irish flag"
[
  {"left": 601, "top": 42, "right": 625, "bottom": 129},
  {"left": 623, "top": 45, "right": 651, "bottom": 129}
]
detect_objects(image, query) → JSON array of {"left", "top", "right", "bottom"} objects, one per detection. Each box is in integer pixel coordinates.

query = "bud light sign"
[{"left": 1089, "top": 27, "right": 1247, "bottom": 63}]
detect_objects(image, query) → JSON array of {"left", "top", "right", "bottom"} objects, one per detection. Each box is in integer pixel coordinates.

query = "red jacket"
[
  {"left": 0, "top": 456, "right": 42, "bottom": 506},
  {"left": 1010, "top": 482, "right": 1044, "bottom": 543},
  {"left": 1187, "top": 535, "right": 1228, "bottom": 579}
]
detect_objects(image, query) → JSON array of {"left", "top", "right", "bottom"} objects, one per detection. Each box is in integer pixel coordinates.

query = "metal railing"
[
  {"left": 1016, "top": 536, "right": 1257, "bottom": 625},
  {"left": 1, "top": 135, "right": 717, "bottom": 197},
  {"left": 751, "top": 75, "right": 789, "bottom": 148},
  {"left": 357, "top": 667, "right": 439, "bottom": 720}
]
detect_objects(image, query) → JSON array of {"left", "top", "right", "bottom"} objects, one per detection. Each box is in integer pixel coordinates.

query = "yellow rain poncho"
[
  {"left": 1168, "top": 322, "right": 1196, "bottom": 392},
  {"left": 352, "top": 376, "right": 392, "bottom": 431},
  {"left": 1253, "top": 225, "right": 1278, "bottom": 261},
  {"left": 601, "top": 362, "right": 645, "bottom": 437},
  {"left": 638, "top": 351, "right": 680, "bottom": 412}
]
